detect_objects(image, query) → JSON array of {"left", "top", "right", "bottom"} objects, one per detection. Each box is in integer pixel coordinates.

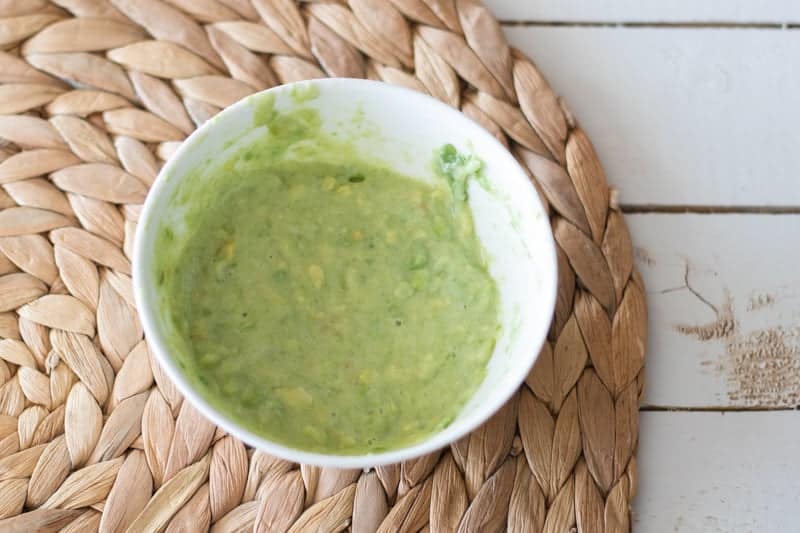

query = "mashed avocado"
[{"left": 155, "top": 96, "right": 500, "bottom": 454}]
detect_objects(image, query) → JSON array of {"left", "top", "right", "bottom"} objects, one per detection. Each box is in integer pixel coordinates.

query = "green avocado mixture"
[{"left": 155, "top": 95, "right": 500, "bottom": 454}]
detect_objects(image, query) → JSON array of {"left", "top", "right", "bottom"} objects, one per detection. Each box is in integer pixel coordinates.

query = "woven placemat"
[{"left": 0, "top": 1, "right": 646, "bottom": 531}]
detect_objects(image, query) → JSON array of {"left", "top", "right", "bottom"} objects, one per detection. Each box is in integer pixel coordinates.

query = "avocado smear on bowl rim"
[{"left": 153, "top": 98, "right": 501, "bottom": 455}]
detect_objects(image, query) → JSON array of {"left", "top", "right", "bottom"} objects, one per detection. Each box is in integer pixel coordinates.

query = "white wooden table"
[{"left": 484, "top": 1, "right": 800, "bottom": 530}]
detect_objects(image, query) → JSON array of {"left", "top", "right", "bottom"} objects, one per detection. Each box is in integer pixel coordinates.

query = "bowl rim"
[{"left": 133, "top": 77, "right": 557, "bottom": 468}]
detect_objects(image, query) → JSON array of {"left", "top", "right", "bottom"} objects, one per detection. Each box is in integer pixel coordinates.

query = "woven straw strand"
[{"left": 0, "top": 1, "right": 645, "bottom": 531}]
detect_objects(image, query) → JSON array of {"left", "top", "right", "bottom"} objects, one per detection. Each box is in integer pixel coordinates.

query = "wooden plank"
[
  {"left": 504, "top": 26, "right": 800, "bottom": 207},
  {"left": 636, "top": 411, "right": 800, "bottom": 531},
  {"left": 630, "top": 213, "right": 800, "bottom": 408},
  {"left": 489, "top": 0, "right": 800, "bottom": 23}
]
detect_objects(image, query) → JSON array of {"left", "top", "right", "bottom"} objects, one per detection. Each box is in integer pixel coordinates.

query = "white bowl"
[{"left": 133, "top": 78, "right": 557, "bottom": 468}]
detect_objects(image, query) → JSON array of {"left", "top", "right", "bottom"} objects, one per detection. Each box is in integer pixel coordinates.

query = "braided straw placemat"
[{"left": 0, "top": 1, "right": 646, "bottom": 531}]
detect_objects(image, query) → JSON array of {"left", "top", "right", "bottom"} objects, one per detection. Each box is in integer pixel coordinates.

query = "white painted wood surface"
[
  {"left": 504, "top": 26, "right": 800, "bottom": 206},
  {"left": 485, "top": 1, "right": 800, "bottom": 530},
  {"left": 491, "top": 0, "right": 800, "bottom": 23},
  {"left": 637, "top": 412, "right": 800, "bottom": 531},
  {"left": 632, "top": 214, "right": 800, "bottom": 409}
]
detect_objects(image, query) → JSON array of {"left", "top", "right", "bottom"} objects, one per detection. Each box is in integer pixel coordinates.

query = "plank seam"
[
  {"left": 501, "top": 21, "right": 793, "bottom": 29},
  {"left": 621, "top": 205, "right": 800, "bottom": 215}
]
